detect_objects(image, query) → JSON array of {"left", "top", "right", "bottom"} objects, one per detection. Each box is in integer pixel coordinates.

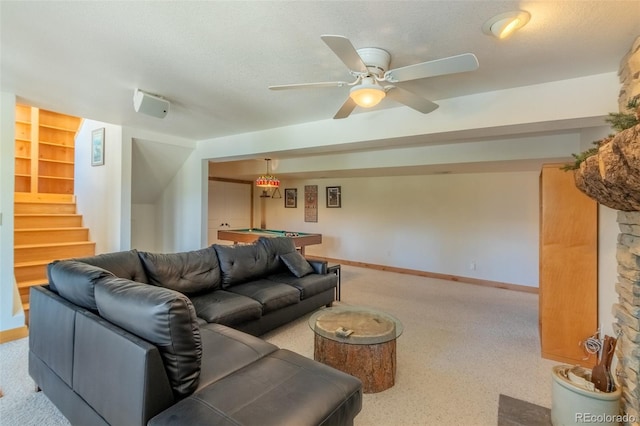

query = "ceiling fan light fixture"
[
  {"left": 349, "top": 78, "right": 386, "bottom": 108},
  {"left": 482, "top": 11, "right": 530, "bottom": 39}
]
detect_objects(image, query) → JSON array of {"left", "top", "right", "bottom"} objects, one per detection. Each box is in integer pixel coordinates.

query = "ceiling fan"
[{"left": 269, "top": 35, "right": 479, "bottom": 119}]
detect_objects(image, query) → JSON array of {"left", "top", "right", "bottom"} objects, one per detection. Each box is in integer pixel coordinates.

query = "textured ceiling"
[{"left": 2, "top": 1, "right": 639, "bottom": 141}]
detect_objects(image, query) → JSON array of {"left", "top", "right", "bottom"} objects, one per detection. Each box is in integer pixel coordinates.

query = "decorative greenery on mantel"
[{"left": 563, "top": 97, "right": 639, "bottom": 171}]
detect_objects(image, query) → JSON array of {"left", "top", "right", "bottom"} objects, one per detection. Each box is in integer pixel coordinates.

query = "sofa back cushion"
[
  {"left": 213, "top": 243, "right": 269, "bottom": 288},
  {"left": 47, "top": 260, "right": 115, "bottom": 310},
  {"left": 94, "top": 277, "right": 202, "bottom": 399},
  {"left": 257, "top": 237, "right": 297, "bottom": 274},
  {"left": 74, "top": 249, "right": 149, "bottom": 283},
  {"left": 138, "top": 247, "right": 221, "bottom": 295}
]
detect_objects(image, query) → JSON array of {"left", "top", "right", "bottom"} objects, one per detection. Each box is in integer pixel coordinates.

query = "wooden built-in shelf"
[
  {"left": 39, "top": 140, "right": 75, "bottom": 148},
  {"left": 14, "top": 105, "right": 79, "bottom": 195},
  {"left": 39, "top": 175, "right": 74, "bottom": 181}
]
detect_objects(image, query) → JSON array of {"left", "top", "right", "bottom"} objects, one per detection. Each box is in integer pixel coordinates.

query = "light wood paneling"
[
  {"left": 539, "top": 164, "right": 598, "bottom": 367},
  {"left": 0, "top": 326, "right": 29, "bottom": 343},
  {"left": 14, "top": 191, "right": 74, "bottom": 203},
  {"left": 13, "top": 261, "right": 49, "bottom": 283},
  {"left": 39, "top": 108, "right": 82, "bottom": 129},
  {"left": 15, "top": 214, "right": 82, "bottom": 228},
  {"left": 14, "top": 241, "right": 95, "bottom": 263},
  {"left": 14, "top": 105, "right": 78, "bottom": 195},
  {"left": 13, "top": 105, "right": 92, "bottom": 321},
  {"left": 15, "top": 104, "right": 31, "bottom": 122},
  {"left": 15, "top": 228, "right": 89, "bottom": 245},
  {"left": 14, "top": 201, "right": 76, "bottom": 214}
]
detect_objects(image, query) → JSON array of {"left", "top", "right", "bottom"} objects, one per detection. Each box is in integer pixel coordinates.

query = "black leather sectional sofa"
[{"left": 28, "top": 237, "right": 362, "bottom": 425}]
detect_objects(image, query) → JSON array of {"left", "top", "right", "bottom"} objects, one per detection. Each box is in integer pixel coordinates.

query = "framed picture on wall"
[
  {"left": 91, "top": 128, "right": 105, "bottom": 166},
  {"left": 304, "top": 185, "right": 318, "bottom": 222},
  {"left": 326, "top": 186, "right": 341, "bottom": 208},
  {"left": 284, "top": 188, "right": 297, "bottom": 208}
]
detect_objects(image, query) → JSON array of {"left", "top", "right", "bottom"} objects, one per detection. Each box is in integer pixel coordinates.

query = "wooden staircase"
[
  {"left": 13, "top": 105, "right": 94, "bottom": 321},
  {"left": 14, "top": 193, "right": 95, "bottom": 318}
]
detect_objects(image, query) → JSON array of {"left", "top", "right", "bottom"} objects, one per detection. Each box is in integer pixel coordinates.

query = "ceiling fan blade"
[
  {"left": 385, "top": 86, "right": 439, "bottom": 114},
  {"left": 384, "top": 53, "right": 479, "bottom": 83},
  {"left": 321, "top": 35, "right": 368, "bottom": 73},
  {"left": 333, "top": 97, "right": 357, "bottom": 119},
  {"left": 269, "top": 81, "right": 349, "bottom": 90}
]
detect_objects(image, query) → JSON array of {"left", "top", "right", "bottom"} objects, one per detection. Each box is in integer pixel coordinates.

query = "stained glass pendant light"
[{"left": 256, "top": 158, "right": 280, "bottom": 188}]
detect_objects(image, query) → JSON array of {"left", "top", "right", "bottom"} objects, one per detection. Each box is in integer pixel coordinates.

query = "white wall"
[
  {"left": 264, "top": 171, "right": 540, "bottom": 287},
  {"left": 75, "top": 120, "right": 126, "bottom": 253},
  {"left": 0, "top": 91, "right": 25, "bottom": 332},
  {"left": 131, "top": 203, "right": 158, "bottom": 251},
  {"left": 157, "top": 151, "right": 208, "bottom": 252},
  {"left": 198, "top": 73, "right": 619, "bottom": 160},
  {"left": 599, "top": 206, "right": 619, "bottom": 336}
]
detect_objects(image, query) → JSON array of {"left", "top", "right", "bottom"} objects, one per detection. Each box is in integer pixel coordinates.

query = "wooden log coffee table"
[{"left": 309, "top": 305, "right": 403, "bottom": 393}]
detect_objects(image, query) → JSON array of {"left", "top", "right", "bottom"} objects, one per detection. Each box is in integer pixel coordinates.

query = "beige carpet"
[
  {"left": 263, "top": 266, "right": 556, "bottom": 425},
  {"left": 0, "top": 265, "right": 556, "bottom": 425}
]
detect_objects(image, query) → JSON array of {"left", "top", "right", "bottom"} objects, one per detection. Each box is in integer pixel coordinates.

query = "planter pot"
[{"left": 551, "top": 365, "right": 621, "bottom": 426}]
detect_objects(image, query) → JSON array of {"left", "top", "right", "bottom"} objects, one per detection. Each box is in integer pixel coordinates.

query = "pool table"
[{"left": 217, "top": 228, "right": 322, "bottom": 255}]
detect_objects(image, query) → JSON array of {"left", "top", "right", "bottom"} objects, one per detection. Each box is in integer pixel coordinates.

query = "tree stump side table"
[{"left": 309, "top": 306, "right": 403, "bottom": 393}]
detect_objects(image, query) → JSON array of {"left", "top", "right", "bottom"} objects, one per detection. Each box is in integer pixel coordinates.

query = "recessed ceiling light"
[{"left": 482, "top": 11, "right": 531, "bottom": 40}]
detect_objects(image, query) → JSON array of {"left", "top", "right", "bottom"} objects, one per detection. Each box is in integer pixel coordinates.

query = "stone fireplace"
[
  {"left": 572, "top": 36, "right": 640, "bottom": 424},
  {"left": 615, "top": 212, "right": 640, "bottom": 422}
]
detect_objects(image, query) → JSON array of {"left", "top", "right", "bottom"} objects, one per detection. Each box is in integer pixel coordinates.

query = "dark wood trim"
[
  {"left": 208, "top": 176, "right": 252, "bottom": 185},
  {"left": 307, "top": 256, "right": 539, "bottom": 294}
]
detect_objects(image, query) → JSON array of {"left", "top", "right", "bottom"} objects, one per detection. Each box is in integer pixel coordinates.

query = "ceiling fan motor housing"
[{"left": 356, "top": 47, "right": 391, "bottom": 76}]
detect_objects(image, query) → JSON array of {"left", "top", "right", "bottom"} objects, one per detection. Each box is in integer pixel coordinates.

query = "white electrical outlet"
[{"left": 470, "top": 261, "right": 476, "bottom": 271}]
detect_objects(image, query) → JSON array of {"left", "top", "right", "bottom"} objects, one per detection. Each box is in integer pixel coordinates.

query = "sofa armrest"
[{"left": 307, "top": 259, "right": 328, "bottom": 274}]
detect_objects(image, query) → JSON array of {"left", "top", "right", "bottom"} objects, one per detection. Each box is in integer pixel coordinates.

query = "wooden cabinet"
[
  {"left": 539, "top": 164, "right": 598, "bottom": 367},
  {"left": 14, "top": 105, "right": 81, "bottom": 194}
]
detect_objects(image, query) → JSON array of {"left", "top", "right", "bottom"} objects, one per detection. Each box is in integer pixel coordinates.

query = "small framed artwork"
[
  {"left": 91, "top": 128, "right": 105, "bottom": 166},
  {"left": 284, "top": 188, "right": 297, "bottom": 208},
  {"left": 326, "top": 186, "right": 341, "bottom": 208}
]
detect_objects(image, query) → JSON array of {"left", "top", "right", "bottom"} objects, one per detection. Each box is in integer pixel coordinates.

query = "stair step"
[
  {"left": 19, "top": 285, "right": 43, "bottom": 304},
  {"left": 18, "top": 279, "right": 49, "bottom": 289},
  {"left": 14, "top": 201, "right": 76, "bottom": 214},
  {"left": 14, "top": 192, "right": 74, "bottom": 203},
  {"left": 14, "top": 227, "right": 89, "bottom": 245},
  {"left": 14, "top": 260, "right": 49, "bottom": 283},
  {"left": 15, "top": 214, "right": 83, "bottom": 229},
  {"left": 14, "top": 241, "right": 95, "bottom": 263}
]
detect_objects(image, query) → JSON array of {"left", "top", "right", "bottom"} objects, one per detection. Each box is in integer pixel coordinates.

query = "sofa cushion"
[
  {"left": 94, "top": 278, "right": 202, "bottom": 399},
  {"left": 74, "top": 249, "right": 149, "bottom": 283},
  {"left": 148, "top": 349, "right": 363, "bottom": 426},
  {"left": 138, "top": 247, "right": 221, "bottom": 295},
  {"left": 279, "top": 251, "right": 314, "bottom": 278},
  {"left": 257, "top": 237, "right": 296, "bottom": 274},
  {"left": 213, "top": 243, "right": 269, "bottom": 288},
  {"left": 197, "top": 323, "right": 278, "bottom": 390},
  {"left": 47, "top": 260, "right": 114, "bottom": 310},
  {"left": 227, "top": 280, "right": 300, "bottom": 314},
  {"left": 190, "top": 290, "right": 262, "bottom": 325},
  {"left": 267, "top": 272, "right": 337, "bottom": 299}
]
